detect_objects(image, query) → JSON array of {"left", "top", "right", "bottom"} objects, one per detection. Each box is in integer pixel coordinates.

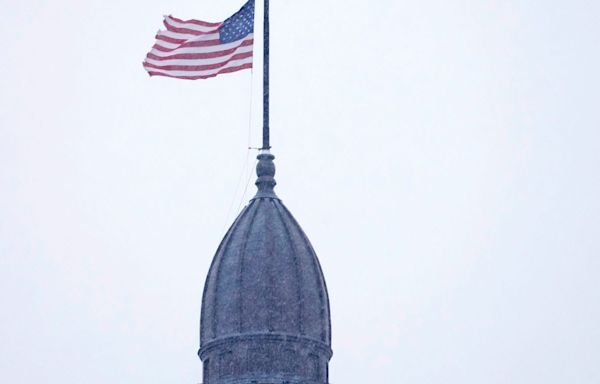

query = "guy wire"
[{"left": 221, "top": 68, "right": 255, "bottom": 235}]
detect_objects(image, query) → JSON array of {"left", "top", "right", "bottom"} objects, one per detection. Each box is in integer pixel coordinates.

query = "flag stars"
[{"left": 219, "top": 0, "right": 255, "bottom": 43}]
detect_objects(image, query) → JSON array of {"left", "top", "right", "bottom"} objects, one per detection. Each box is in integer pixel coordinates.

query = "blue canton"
[{"left": 219, "top": 0, "right": 255, "bottom": 43}]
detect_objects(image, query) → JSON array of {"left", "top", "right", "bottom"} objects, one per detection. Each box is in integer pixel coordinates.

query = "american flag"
[{"left": 143, "top": 0, "right": 254, "bottom": 80}]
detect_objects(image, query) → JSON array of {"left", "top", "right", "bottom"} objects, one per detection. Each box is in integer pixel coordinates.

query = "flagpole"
[{"left": 262, "top": 0, "right": 270, "bottom": 150}]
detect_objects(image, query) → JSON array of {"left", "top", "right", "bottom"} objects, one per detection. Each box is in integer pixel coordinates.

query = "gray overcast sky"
[{"left": 1, "top": 0, "right": 599, "bottom": 383}]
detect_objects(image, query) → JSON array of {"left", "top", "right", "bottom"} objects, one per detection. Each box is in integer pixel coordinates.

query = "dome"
[
  {"left": 200, "top": 151, "right": 331, "bottom": 346},
  {"left": 198, "top": 151, "right": 332, "bottom": 384}
]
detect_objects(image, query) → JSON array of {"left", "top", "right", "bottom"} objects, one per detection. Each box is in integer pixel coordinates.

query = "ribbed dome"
[{"left": 200, "top": 152, "right": 331, "bottom": 349}]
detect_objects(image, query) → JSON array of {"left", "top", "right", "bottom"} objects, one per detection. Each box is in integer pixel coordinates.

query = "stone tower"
[{"left": 199, "top": 151, "right": 332, "bottom": 384}]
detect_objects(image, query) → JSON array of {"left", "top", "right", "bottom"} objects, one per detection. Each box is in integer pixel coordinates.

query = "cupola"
[{"left": 199, "top": 151, "right": 332, "bottom": 384}]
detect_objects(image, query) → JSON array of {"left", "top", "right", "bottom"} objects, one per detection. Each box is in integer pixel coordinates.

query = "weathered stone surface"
[{"left": 199, "top": 152, "right": 332, "bottom": 384}]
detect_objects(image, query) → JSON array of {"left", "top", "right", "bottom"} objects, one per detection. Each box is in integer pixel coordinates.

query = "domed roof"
[{"left": 200, "top": 151, "right": 331, "bottom": 349}]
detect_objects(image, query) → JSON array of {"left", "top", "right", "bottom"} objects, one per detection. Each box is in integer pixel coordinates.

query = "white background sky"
[{"left": 1, "top": 0, "right": 600, "bottom": 383}]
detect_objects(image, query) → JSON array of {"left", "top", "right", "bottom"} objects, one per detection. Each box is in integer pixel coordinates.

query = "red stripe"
[
  {"left": 152, "top": 38, "right": 223, "bottom": 52},
  {"left": 148, "top": 62, "right": 253, "bottom": 80},
  {"left": 163, "top": 20, "right": 220, "bottom": 35},
  {"left": 144, "top": 52, "right": 253, "bottom": 72},
  {"left": 155, "top": 34, "right": 187, "bottom": 45},
  {"left": 167, "top": 15, "right": 221, "bottom": 28},
  {"left": 147, "top": 39, "right": 253, "bottom": 61}
]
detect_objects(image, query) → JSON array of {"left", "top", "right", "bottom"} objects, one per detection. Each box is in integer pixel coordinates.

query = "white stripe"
[
  {"left": 151, "top": 35, "right": 253, "bottom": 57},
  {"left": 145, "top": 45, "right": 253, "bottom": 67},
  {"left": 156, "top": 31, "right": 219, "bottom": 48},
  {"left": 158, "top": 29, "right": 221, "bottom": 41},
  {"left": 154, "top": 31, "right": 221, "bottom": 50},
  {"left": 146, "top": 56, "right": 253, "bottom": 77},
  {"left": 164, "top": 16, "right": 221, "bottom": 33},
  {"left": 153, "top": 40, "right": 179, "bottom": 50}
]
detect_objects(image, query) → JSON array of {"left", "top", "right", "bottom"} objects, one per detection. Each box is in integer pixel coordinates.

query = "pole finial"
[{"left": 254, "top": 149, "right": 277, "bottom": 198}]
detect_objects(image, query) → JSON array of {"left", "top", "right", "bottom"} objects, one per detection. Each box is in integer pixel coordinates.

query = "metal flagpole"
[{"left": 262, "top": 0, "right": 270, "bottom": 150}]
